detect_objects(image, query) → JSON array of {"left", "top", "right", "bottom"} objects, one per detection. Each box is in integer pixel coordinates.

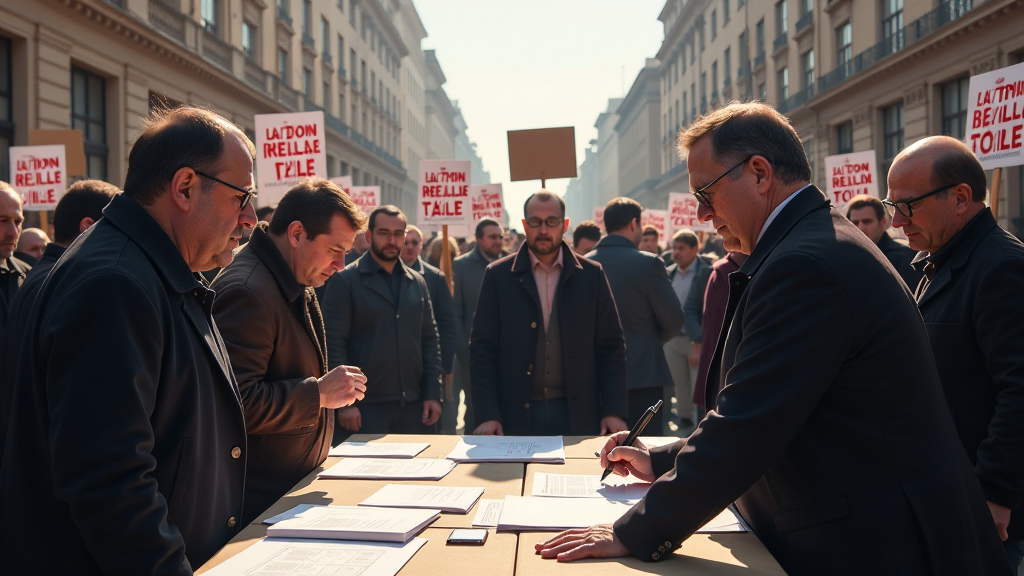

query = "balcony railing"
[
  {"left": 796, "top": 11, "right": 813, "bottom": 33},
  {"left": 777, "top": 84, "right": 815, "bottom": 114},
  {"left": 322, "top": 52, "right": 333, "bottom": 66},
  {"left": 302, "top": 33, "right": 316, "bottom": 50},
  {"left": 278, "top": 82, "right": 299, "bottom": 110},
  {"left": 773, "top": 32, "right": 788, "bottom": 53},
  {"left": 277, "top": 6, "right": 292, "bottom": 28},
  {"left": 244, "top": 57, "right": 267, "bottom": 92},
  {"left": 738, "top": 65, "right": 747, "bottom": 79},
  {"left": 326, "top": 113, "right": 350, "bottom": 138},
  {"left": 339, "top": 66, "right": 347, "bottom": 79},
  {"left": 818, "top": 0, "right": 973, "bottom": 94},
  {"left": 753, "top": 51, "right": 766, "bottom": 69},
  {"left": 201, "top": 31, "right": 232, "bottom": 71},
  {"left": 304, "top": 99, "right": 323, "bottom": 112},
  {"left": 149, "top": 0, "right": 186, "bottom": 43}
]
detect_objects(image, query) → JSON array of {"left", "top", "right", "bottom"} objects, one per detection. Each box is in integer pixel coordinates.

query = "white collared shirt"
[{"left": 755, "top": 184, "right": 813, "bottom": 246}]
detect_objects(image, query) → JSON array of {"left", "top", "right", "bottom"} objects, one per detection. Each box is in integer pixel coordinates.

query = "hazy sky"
[{"left": 415, "top": 0, "right": 666, "bottom": 225}]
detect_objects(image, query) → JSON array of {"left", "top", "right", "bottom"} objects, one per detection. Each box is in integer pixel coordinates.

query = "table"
[{"left": 197, "top": 434, "right": 786, "bottom": 575}]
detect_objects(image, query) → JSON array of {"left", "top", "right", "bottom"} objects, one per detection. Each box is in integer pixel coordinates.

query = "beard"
[
  {"left": 371, "top": 241, "right": 400, "bottom": 262},
  {"left": 527, "top": 235, "right": 560, "bottom": 256}
]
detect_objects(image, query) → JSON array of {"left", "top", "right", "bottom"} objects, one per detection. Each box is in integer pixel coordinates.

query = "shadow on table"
[{"left": 461, "top": 462, "right": 526, "bottom": 484}]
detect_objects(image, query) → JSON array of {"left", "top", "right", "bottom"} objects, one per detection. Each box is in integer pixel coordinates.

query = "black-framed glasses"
[
  {"left": 692, "top": 156, "right": 752, "bottom": 209},
  {"left": 195, "top": 171, "right": 257, "bottom": 210},
  {"left": 881, "top": 184, "right": 955, "bottom": 219},
  {"left": 525, "top": 216, "right": 563, "bottom": 229}
]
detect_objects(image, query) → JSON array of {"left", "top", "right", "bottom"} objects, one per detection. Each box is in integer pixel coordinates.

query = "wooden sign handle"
[{"left": 441, "top": 224, "right": 454, "bottom": 296}]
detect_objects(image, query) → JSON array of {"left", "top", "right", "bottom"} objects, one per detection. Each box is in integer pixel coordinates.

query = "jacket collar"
[
  {"left": 102, "top": 194, "right": 204, "bottom": 295},
  {"left": 510, "top": 241, "right": 583, "bottom": 275},
  {"left": 915, "top": 208, "right": 999, "bottom": 306},
  {"left": 406, "top": 257, "right": 425, "bottom": 273},
  {"left": 1, "top": 256, "right": 30, "bottom": 278},
  {"left": 739, "top": 185, "right": 832, "bottom": 277},
  {"left": 876, "top": 232, "right": 899, "bottom": 251},
  {"left": 357, "top": 249, "right": 414, "bottom": 280},
  {"left": 39, "top": 243, "right": 66, "bottom": 266},
  {"left": 594, "top": 234, "right": 639, "bottom": 250},
  {"left": 247, "top": 222, "right": 304, "bottom": 303},
  {"left": 469, "top": 245, "right": 501, "bottom": 266},
  {"left": 668, "top": 253, "right": 710, "bottom": 279}
]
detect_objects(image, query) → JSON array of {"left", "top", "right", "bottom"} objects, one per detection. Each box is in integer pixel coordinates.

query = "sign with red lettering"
[
  {"left": 348, "top": 186, "right": 380, "bottom": 215},
  {"left": 592, "top": 207, "right": 604, "bottom": 232},
  {"left": 824, "top": 150, "right": 879, "bottom": 214},
  {"left": 668, "top": 192, "right": 714, "bottom": 233},
  {"left": 10, "top": 145, "right": 66, "bottom": 211},
  {"left": 641, "top": 209, "right": 669, "bottom": 246},
  {"left": 255, "top": 111, "right": 327, "bottom": 206},
  {"left": 966, "top": 62, "right": 1024, "bottom": 170},
  {"left": 468, "top": 183, "right": 504, "bottom": 224},
  {"left": 418, "top": 160, "right": 470, "bottom": 225},
  {"left": 330, "top": 175, "right": 353, "bottom": 195}
]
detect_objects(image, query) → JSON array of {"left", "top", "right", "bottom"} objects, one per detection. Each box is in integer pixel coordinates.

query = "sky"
[{"left": 415, "top": 0, "right": 666, "bottom": 225}]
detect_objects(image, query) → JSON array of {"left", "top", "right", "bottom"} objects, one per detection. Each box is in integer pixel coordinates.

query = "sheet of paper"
[
  {"left": 696, "top": 507, "right": 749, "bottom": 533},
  {"left": 359, "top": 484, "right": 485, "bottom": 514},
  {"left": 202, "top": 537, "right": 427, "bottom": 576},
  {"left": 264, "top": 504, "right": 317, "bottom": 525},
  {"left": 446, "top": 435, "right": 565, "bottom": 463},
  {"left": 319, "top": 457, "right": 456, "bottom": 480},
  {"left": 265, "top": 505, "right": 439, "bottom": 542},
  {"left": 531, "top": 473, "right": 651, "bottom": 500},
  {"left": 472, "top": 498, "right": 504, "bottom": 527},
  {"left": 329, "top": 442, "right": 430, "bottom": 458},
  {"left": 497, "top": 496, "right": 638, "bottom": 531},
  {"left": 638, "top": 436, "right": 682, "bottom": 449}
]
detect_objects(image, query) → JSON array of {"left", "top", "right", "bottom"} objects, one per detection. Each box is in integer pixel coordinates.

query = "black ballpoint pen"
[{"left": 600, "top": 400, "right": 662, "bottom": 481}]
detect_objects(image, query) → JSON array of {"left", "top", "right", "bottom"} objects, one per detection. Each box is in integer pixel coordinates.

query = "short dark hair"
[
  {"left": 268, "top": 178, "right": 368, "bottom": 238},
  {"left": 522, "top": 190, "right": 565, "bottom": 218},
  {"left": 123, "top": 106, "right": 255, "bottom": 206},
  {"left": 256, "top": 206, "right": 276, "bottom": 222},
  {"left": 680, "top": 101, "right": 812, "bottom": 185},
  {"left": 368, "top": 205, "right": 406, "bottom": 231},
  {"left": 572, "top": 220, "right": 602, "bottom": 248},
  {"left": 932, "top": 145, "right": 988, "bottom": 203},
  {"left": 475, "top": 218, "right": 501, "bottom": 239},
  {"left": 642, "top": 225, "right": 659, "bottom": 238},
  {"left": 845, "top": 194, "right": 885, "bottom": 220},
  {"left": 52, "top": 179, "right": 121, "bottom": 245},
  {"left": 603, "top": 197, "right": 642, "bottom": 233},
  {"left": 672, "top": 228, "right": 698, "bottom": 248}
]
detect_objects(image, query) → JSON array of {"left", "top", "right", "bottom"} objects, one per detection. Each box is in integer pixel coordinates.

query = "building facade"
[
  {"left": 564, "top": 142, "right": 597, "bottom": 226},
  {"left": 595, "top": 97, "right": 623, "bottom": 206},
  {"left": 615, "top": 58, "right": 663, "bottom": 209}
]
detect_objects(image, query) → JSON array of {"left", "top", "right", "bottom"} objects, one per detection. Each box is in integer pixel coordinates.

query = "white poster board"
[
  {"left": 348, "top": 186, "right": 380, "bottom": 216},
  {"left": 668, "top": 192, "right": 714, "bottom": 233},
  {"left": 9, "top": 145, "right": 67, "bottom": 211},
  {"left": 330, "top": 175, "right": 353, "bottom": 194},
  {"left": 468, "top": 183, "right": 504, "bottom": 226},
  {"left": 823, "top": 150, "right": 879, "bottom": 215},
  {"left": 965, "top": 61, "right": 1024, "bottom": 170},
  {"left": 418, "top": 160, "right": 470, "bottom": 226},
  {"left": 641, "top": 209, "right": 669, "bottom": 246},
  {"left": 255, "top": 111, "right": 327, "bottom": 206}
]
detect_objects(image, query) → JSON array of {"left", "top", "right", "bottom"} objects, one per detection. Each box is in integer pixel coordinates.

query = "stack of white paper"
[
  {"left": 265, "top": 505, "right": 439, "bottom": 542},
  {"left": 318, "top": 457, "right": 456, "bottom": 480},
  {"left": 698, "top": 507, "right": 749, "bottom": 533},
  {"left": 359, "top": 484, "right": 485, "bottom": 514},
  {"left": 497, "top": 495, "right": 636, "bottom": 531},
  {"left": 531, "top": 472, "right": 651, "bottom": 500},
  {"left": 446, "top": 435, "right": 566, "bottom": 463},
  {"left": 202, "top": 538, "right": 427, "bottom": 576},
  {"left": 329, "top": 441, "right": 430, "bottom": 458},
  {"left": 472, "top": 499, "right": 504, "bottom": 527}
]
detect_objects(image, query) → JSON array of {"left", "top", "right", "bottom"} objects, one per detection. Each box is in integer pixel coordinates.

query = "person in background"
[
  {"left": 344, "top": 231, "right": 370, "bottom": 266},
  {"left": 665, "top": 229, "right": 712, "bottom": 431},
  {"left": 845, "top": 194, "right": 922, "bottom": 290},
  {"left": 425, "top": 235, "right": 460, "bottom": 269},
  {"left": 888, "top": 135, "right": 1024, "bottom": 570},
  {"left": 323, "top": 206, "right": 442, "bottom": 439},
  {"left": 14, "top": 227, "right": 48, "bottom": 265},
  {"left": 587, "top": 198, "right": 683, "bottom": 434},
  {"left": 572, "top": 220, "right": 602, "bottom": 255},
  {"left": 256, "top": 205, "right": 275, "bottom": 224},
  {"left": 639, "top": 225, "right": 661, "bottom": 255},
  {"left": 0, "top": 182, "right": 30, "bottom": 333},
  {"left": 450, "top": 218, "right": 505, "bottom": 433}
]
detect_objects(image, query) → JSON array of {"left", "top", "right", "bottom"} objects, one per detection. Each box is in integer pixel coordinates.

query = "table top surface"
[{"left": 197, "top": 434, "right": 785, "bottom": 575}]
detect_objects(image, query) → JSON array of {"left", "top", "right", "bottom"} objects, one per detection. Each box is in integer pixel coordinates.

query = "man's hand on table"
[
  {"left": 535, "top": 525, "right": 630, "bottom": 561},
  {"left": 473, "top": 420, "right": 503, "bottom": 435},
  {"left": 600, "top": 415, "right": 628, "bottom": 435},
  {"left": 600, "top": 431, "right": 655, "bottom": 482}
]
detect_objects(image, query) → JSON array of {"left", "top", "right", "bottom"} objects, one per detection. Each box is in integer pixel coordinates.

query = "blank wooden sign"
[
  {"left": 507, "top": 127, "right": 577, "bottom": 183},
  {"left": 29, "top": 129, "right": 87, "bottom": 178}
]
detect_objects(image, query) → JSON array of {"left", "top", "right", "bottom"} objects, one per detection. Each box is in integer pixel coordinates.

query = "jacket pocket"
[
  {"left": 773, "top": 496, "right": 848, "bottom": 532},
  {"left": 167, "top": 436, "right": 195, "bottom": 515}
]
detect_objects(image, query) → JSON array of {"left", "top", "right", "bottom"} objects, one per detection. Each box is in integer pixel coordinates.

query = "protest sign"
[
  {"left": 592, "top": 207, "right": 604, "bottom": 232},
  {"left": 965, "top": 61, "right": 1024, "bottom": 170},
  {"left": 823, "top": 150, "right": 879, "bottom": 215},
  {"left": 418, "top": 160, "right": 470, "bottom": 225},
  {"left": 29, "top": 130, "right": 86, "bottom": 177},
  {"left": 348, "top": 186, "right": 380, "bottom": 216},
  {"left": 641, "top": 209, "right": 669, "bottom": 246},
  {"left": 507, "top": 127, "right": 577, "bottom": 186},
  {"left": 330, "top": 175, "right": 353, "bottom": 194},
  {"left": 468, "top": 183, "right": 504, "bottom": 225},
  {"left": 10, "top": 145, "right": 66, "bottom": 211},
  {"left": 255, "top": 111, "right": 326, "bottom": 206},
  {"left": 668, "top": 192, "right": 714, "bottom": 233}
]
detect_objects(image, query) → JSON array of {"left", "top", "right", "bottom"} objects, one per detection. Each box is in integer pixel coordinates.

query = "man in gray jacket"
[{"left": 586, "top": 198, "right": 684, "bottom": 433}]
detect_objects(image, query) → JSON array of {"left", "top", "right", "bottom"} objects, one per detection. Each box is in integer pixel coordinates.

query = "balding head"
[
  {"left": 891, "top": 135, "right": 987, "bottom": 203},
  {"left": 17, "top": 228, "right": 49, "bottom": 260},
  {"left": 0, "top": 182, "right": 24, "bottom": 260}
]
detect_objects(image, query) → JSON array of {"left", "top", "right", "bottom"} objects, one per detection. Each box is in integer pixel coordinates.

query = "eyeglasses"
[
  {"left": 524, "top": 216, "right": 564, "bottom": 229},
  {"left": 881, "top": 184, "right": 955, "bottom": 219},
  {"left": 692, "top": 156, "right": 752, "bottom": 209},
  {"left": 195, "top": 171, "right": 258, "bottom": 210}
]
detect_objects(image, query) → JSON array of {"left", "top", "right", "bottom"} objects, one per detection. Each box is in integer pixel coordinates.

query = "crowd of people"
[{"left": 0, "top": 100, "right": 1022, "bottom": 575}]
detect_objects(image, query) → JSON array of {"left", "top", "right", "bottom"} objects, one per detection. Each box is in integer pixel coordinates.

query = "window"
[
  {"left": 242, "top": 21, "right": 256, "bottom": 60},
  {"left": 337, "top": 35, "right": 345, "bottom": 73},
  {"left": 756, "top": 19, "right": 765, "bottom": 55},
  {"left": 691, "top": 39, "right": 696, "bottom": 64},
  {"left": 802, "top": 0, "right": 813, "bottom": 15},
  {"left": 339, "top": 90, "right": 346, "bottom": 122},
  {"left": 941, "top": 76, "right": 969, "bottom": 139},
  {"left": 71, "top": 67, "right": 107, "bottom": 180},
  {"left": 724, "top": 47, "right": 731, "bottom": 84},
  {"left": 836, "top": 23, "right": 852, "bottom": 71},
  {"left": 724, "top": 0, "right": 730, "bottom": 23},
  {"left": 371, "top": 71, "right": 376, "bottom": 100},
  {"left": 323, "top": 79, "right": 331, "bottom": 110},
  {"left": 303, "top": 0, "right": 312, "bottom": 34},
  {"left": 836, "top": 121, "right": 853, "bottom": 154},
  {"left": 883, "top": 102, "right": 904, "bottom": 161},
  {"left": 321, "top": 18, "right": 329, "bottom": 51},
  {"left": 201, "top": 0, "right": 218, "bottom": 35},
  {"left": 711, "top": 10, "right": 717, "bottom": 39},
  {"left": 882, "top": 0, "right": 903, "bottom": 39},
  {"left": 302, "top": 67, "right": 311, "bottom": 99},
  {"left": 327, "top": 154, "right": 336, "bottom": 178},
  {"left": 802, "top": 50, "right": 814, "bottom": 89},
  {"left": 758, "top": 82, "right": 767, "bottom": 101},
  {"left": 278, "top": 48, "right": 289, "bottom": 83},
  {"left": 738, "top": 31, "right": 747, "bottom": 75},
  {"left": 0, "top": 36, "right": 12, "bottom": 181},
  {"left": 361, "top": 59, "right": 366, "bottom": 92},
  {"left": 699, "top": 24, "right": 705, "bottom": 51},
  {"left": 778, "top": 67, "right": 789, "bottom": 102},
  {"left": 350, "top": 49, "right": 357, "bottom": 86},
  {"left": 775, "top": 1, "right": 788, "bottom": 37},
  {"left": 711, "top": 61, "right": 718, "bottom": 96}
]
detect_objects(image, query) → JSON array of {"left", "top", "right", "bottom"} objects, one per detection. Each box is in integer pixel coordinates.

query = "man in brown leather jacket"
[{"left": 213, "top": 178, "right": 369, "bottom": 525}]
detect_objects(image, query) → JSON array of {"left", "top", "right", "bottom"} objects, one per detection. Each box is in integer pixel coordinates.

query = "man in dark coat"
[
  {"left": 323, "top": 206, "right": 442, "bottom": 438},
  {"left": 213, "top": 179, "right": 369, "bottom": 526},
  {"left": 0, "top": 179, "right": 119, "bottom": 459},
  {"left": 0, "top": 182, "right": 30, "bottom": 333},
  {"left": 0, "top": 106, "right": 257, "bottom": 574},
  {"left": 886, "top": 135, "right": 1024, "bottom": 570},
  {"left": 586, "top": 198, "right": 683, "bottom": 433},
  {"left": 538, "top": 102, "right": 1009, "bottom": 576},
  {"left": 450, "top": 218, "right": 504, "bottom": 432},
  {"left": 846, "top": 194, "right": 922, "bottom": 289},
  {"left": 471, "top": 191, "right": 628, "bottom": 436}
]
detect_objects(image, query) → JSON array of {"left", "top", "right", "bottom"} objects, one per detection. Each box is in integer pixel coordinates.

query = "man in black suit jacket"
[
  {"left": 537, "top": 102, "right": 1008, "bottom": 575},
  {"left": 471, "top": 191, "right": 628, "bottom": 436},
  {"left": 845, "top": 194, "right": 922, "bottom": 289},
  {"left": 886, "top": 135, "right": 1024, "bottom": 570}
]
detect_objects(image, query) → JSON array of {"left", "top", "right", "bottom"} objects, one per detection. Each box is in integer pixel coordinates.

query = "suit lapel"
[
  {"left": 181, "top": 296, "right": 238, "bottom": 396},
  {"left": 705, "top": 270, "right": 750, "bottom": 408},
  {"left": 363, "top": 271, "right": 397, "bottom": 307}
]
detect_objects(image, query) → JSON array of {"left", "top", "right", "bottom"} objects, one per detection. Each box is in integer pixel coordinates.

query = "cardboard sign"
[
  {"left": 330, "top": 175, "right": 353, "bottom": 194},
  {"left": 418, "top": 160, "right": 470, "bottom": 225},
  {"left": 348, "top": 186, "right": 380, "bottom": 216},
  {"left": 592, "top": 206, "right": 605, "bottom": 232},
  {"left": 641, "top": 209, "right": 669, "bottom": 246},
  {"left": 255, "top": 111, "right": 327, "bottom": 206},
  {"left": 824, "top": 150, "right": 879, "bottom": 214},
  {"left": 29, "top": 130, "right": 86, "bottom": 177},
  {"left": 507, "top": 127, "right": 577, "bottom": 183},
  {"left": 668, "top": 192, "right": 714, "bottom": 233},
  {"left": 468, "top": 183, "right": 504, "bottom": 224},
  {"left": 10, "top": 145, "right": 67, "bottom": 211},
  {"left": 965, "top": 62, "right": 1024, "bottom": 170}
]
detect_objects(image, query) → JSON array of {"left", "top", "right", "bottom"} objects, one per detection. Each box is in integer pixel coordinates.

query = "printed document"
[
  {"left": 359, "top": 484, "right": 485, "bottom": 514},
  {"left": 319, "top": 457, "right": 456, "bottom": 480},
  {"left": 446, "top": 435, "right": 565, "bottom": 463},
  {"left": 265, "top": 505, "right": 439, "bottom": 542},
  {"left": 497, "top": 495, "right": 636, "bottom": 531},
  {"left": 472, "top": 499, "right": 504, "bottom": 528},
  {"left": 530, "top": 473, "right": 651, "bottom": 500},
  {"left": 329, "top": 442, "right": 430, "bottom": 458},
  {"left": 201, "top": 537, "right": 426, "bottom": 576}
]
